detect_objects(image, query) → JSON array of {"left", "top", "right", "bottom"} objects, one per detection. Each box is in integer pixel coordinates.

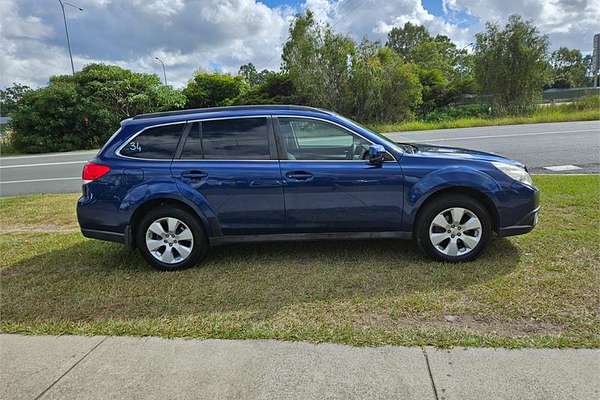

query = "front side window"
[
  {"left": 278, "top": 118, "right": 371, "bottom": 161},
  {"left": 181, "top": 118, "right": 271, "bottom": 160},
  {"left": 120, "top": 124, "right": 184, "bottom": 159}
]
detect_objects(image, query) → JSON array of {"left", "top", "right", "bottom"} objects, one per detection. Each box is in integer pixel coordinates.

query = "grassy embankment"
[{"left": 373, "top": 108, "right": 598, "bottom": 132}]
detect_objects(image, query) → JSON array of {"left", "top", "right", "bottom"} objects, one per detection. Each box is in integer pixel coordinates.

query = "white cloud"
[
  {"left": 445, "top": 0, "right": 600, "bottom": 49},
  {"left": 0, "top": 0, "right": 293, "bottom": 88},
  {"left": 132, "top": 0, "right": 186, "bottom": 17},
  {"left": 301, "top": 0, "right": 472, "bottom": 48},
  {"left": 0, "top": 0, "right": 595, "bottom": 89}
]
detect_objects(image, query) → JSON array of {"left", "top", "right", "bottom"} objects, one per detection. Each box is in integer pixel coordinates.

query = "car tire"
[
  {"left": 416, "top": 194, "right": 492, "bottom": 262},
  {"left": 136, "top": 206, "right": 208, "bottom": 271}
]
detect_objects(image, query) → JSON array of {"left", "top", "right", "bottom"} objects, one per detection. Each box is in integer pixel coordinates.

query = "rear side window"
[
  {"left": 120, "top": 123, "right": 184, "bottom": 159},
  {"left": 181, "top": 118, "right": 271, "bottom": 160}
]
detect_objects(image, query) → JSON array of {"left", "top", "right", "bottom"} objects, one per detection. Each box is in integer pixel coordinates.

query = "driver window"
[{"left": 278, "top": 118, "right": 370, "bottom": 160}]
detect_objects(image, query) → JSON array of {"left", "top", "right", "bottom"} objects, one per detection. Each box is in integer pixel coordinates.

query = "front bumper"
[{"left": 498, "top": 206, "right": 540, "bottom": 237}]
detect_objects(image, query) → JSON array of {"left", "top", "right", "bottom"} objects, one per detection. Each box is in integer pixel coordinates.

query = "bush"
[
  {"left": 232, "top": 72, "right": 303, "bottom": 105},
  {"left": 0, "top": 83, "right": 31, "bottom": 116},
  {"left": 422, "top": 104, "right": 492, "bottom": 122},
  {"left": 10, "top": 64, "right": 185, "bottom": 153},
  {"left": 556, "top": 95, "right": 600, "bottom": 112},
  {"left": 183, "top": 72, "right": 247, "bottom": 108},
  {"left": 473, "top": 15, "right": 550, "bottom": 112},
  {"left": 350, "top": 45, "right": 422, "bottom": 122}
]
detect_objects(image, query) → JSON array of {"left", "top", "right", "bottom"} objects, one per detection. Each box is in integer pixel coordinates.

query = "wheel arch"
[{"left": 412, "top": 186, "right": 500, "bottom": 236}]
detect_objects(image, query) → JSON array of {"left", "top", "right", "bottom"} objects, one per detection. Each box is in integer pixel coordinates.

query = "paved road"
[
  {"left": 386, "top": 120, "right": 600, "bottom": 174},
  {"left": 0, "top": 149, "right": 97, "bottom": 196},
  {"left": 1, "top": 120, "right": 598, "bottom": 196},
  {"left": 1, "top": 334, "right": 598, "bottom": 400}
]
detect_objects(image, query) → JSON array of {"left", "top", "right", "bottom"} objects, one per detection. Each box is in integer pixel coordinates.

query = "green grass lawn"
[{"left": 1, "top": 175, "right": 599, "bottom": 348}]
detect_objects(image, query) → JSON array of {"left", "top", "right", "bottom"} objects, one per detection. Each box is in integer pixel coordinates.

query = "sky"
[{"left": 1, "top": 0, "right": 598, "bottom": 89}]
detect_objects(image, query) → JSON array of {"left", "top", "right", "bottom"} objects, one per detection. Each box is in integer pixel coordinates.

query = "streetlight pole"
[
  {"left": 155, "top": 57, "right": 168, "bottom": 85},
  {"left": 58, "top": 0, "right": 83, "bottom": 75}
]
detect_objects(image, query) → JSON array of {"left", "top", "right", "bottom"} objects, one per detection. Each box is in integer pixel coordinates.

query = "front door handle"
[
  {"left": 285, "top": 171, "right": 314, "bottom": 181},
  {"left": 181, "top": 170, "right": 208, "bottom": 180}
]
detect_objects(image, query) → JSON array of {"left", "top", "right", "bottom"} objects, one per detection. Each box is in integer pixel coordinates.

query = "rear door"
[
  {"left": 276, "top": 116, "right": 404, "bottom": 233},
  {"left": 171, "top": 117, "right": 285, "bottom": 235}
]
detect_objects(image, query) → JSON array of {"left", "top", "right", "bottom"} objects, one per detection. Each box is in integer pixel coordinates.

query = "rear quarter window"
[{"left": 120, "top": 123, "right": 184, "bottom": 159}]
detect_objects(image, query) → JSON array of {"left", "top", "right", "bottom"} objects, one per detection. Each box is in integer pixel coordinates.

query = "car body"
[{"left": 77, "top": 105, "right": 539, "bottom": 270}]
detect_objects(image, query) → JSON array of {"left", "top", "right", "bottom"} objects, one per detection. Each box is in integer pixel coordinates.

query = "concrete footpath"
[{"left": 1, "top": 334, "right": 598, "bottom": 400}]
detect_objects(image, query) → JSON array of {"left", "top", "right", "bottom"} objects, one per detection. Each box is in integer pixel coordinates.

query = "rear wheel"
[
  {"left": 136, "top": 206, "right": 208, "bottom": 271},
  {"left": 416, "top": 194, "right": 492, "bottom": 262}
]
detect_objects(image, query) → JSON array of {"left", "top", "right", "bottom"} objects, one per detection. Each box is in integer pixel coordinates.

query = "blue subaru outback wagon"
[{"left": 77, "top": 105, "right": 539, "bottom": 270}]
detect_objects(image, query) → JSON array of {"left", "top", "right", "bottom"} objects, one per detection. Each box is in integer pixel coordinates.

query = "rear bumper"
[
  {"left": 498, "top": 206, "right": 540, "bottom": 237},
  {"left": 81, "top": 225, "right": 134, "bottom": 248},
  {"left": 81, "top": 228, "right": 124, "bottom": 243}
]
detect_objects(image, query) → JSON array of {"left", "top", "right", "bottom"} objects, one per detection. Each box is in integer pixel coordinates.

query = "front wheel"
[
  {"left": 416, "top": 194, "right": 492, "bottom": 262},
  {"left": 136, "top": 206, "right": 208, "bottom": 271}
]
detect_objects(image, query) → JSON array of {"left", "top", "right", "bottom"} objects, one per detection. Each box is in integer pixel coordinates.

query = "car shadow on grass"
[{"left": 1, "top": 235, "right": 521, "bottom": 323}]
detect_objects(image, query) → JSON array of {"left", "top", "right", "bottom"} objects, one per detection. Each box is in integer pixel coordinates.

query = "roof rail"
[{"left": 132, "top": 105, "right": 332, "bottom": 120}]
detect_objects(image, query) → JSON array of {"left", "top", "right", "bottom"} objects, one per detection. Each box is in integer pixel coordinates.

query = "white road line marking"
[
  {"left": 0, "top": 150, "right": 98, "bottom": 160},
  {"left": 0, "top": 177, "right": 81, "bottom": 184},
  {"left": 392, "top": 129, "right": 598, "bottom": 142},
  {"left": 0, "top": 160, "right": 88, "bottom": 169},
  {"left": 543, "top": 164, "right": 583, "bottom": 171}
]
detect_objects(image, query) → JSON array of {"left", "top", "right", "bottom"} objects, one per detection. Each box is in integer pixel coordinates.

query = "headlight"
[{"left": 491, "top": 162, "right": 534, "bottom": 186}]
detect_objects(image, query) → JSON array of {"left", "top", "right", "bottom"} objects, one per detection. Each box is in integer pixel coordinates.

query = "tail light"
[{"left": 82, "top": 162, "right": 111, "bottom": 184}]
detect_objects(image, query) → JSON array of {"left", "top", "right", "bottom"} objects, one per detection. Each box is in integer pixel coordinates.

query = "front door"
[
  {"left": 171, "top": 117, "right": 285, "bottom": 235},
  {"left": 276, "top": 117, "right": 404, "bottom": 233}
]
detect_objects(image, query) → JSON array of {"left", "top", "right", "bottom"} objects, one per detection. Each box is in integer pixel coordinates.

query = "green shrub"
[
  {"left": 422, "top": 104, "right": 492, "bottom": 122},
  {"left": 10, "top": 64, "right": 185, "bottom": 154},
  {"left": 232, "top": 72, "right": 303, "bottom": 105},
  {"left": 555, "top": 95, "right": 600, "bottom": 112},
  {"left": 183, "top": 72, "right": 247, "bottom": 108},
  {"left": 350, "top": 45, "right": 422, "bottom": 122}
]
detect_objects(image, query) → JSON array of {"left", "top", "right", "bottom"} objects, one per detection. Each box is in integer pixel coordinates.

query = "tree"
[
  {"left": 0, "top": 83, "right": 31, "bottom": 116},
  {"left": 238, "top": 63, "right": 259, "bottom": 85},
  {"left": 350, "top": 42, "right": 422, "bottom": 121},
  {"left": 10, "top": 64, "right": 185, "bottom": 153},
  {"left": 386, "top": 23, "right": 476, "bottom": 114},
  {"left": 238, "top": 63, "right": 271, "bottom": 86},
  {"left": 417, "top": 68, "right": 449, "bottom": 114},
  {"left": 473, "top": 15, "right": 550, "bottom": 113},
  {"left": 232, "top": 72, "right": 302, "bottom": 105},
  {"left": 183, "top": 71, "right": 247, "bottom": 108},
  {"left": 386, "top": 22, "right": 431, "bottom": 60},
  {"left": 549, "top": 47, "right": 590, "bottom": 88},
  {"left": 282, "top": 10, "right": 355, "bottom": 114}
]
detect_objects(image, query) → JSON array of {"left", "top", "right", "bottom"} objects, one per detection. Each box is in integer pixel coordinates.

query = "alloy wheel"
[
  {"left": 145, "top": 217, "right": 194, "bottom": 264},
  {"left": 429, "top": 207, "right": 482, "bottom": 257}
]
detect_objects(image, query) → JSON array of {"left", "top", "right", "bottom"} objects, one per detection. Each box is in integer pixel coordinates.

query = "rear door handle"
[
  {"left": 181, "top": 170, "right": 208, "bottom": 180},
  {"left": 285, "top": 171, "right": 314, "bottom": 181}
]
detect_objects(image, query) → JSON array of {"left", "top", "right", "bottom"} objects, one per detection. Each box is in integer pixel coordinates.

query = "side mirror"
[{"left": 368, "top": 144, "right": 385, "bottom": 165}]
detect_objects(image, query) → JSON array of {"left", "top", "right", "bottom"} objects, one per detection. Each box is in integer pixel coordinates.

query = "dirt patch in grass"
[
  {"left": 1, "top": 224, "right": 78, "bottom": 234},
  {"left": 437, "top": 315, "right": 565, "bottom": 336}
]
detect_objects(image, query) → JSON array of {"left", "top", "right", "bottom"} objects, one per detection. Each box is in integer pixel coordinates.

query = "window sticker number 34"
[{"left": 128, "top": 141, "right": 142, "bottom": 153}]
